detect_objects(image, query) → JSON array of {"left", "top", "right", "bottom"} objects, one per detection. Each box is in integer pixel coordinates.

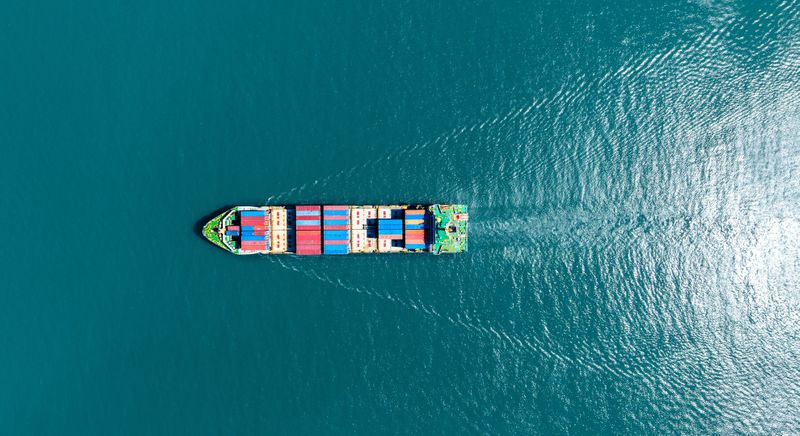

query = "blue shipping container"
[
  {"left": 241, "top": 235, "right": 267, "bottom": 241},
  {"left": 225, "top": 230, "right": 240, "bottom": 236},
  {"left": 323, "top": 219, "right": 349, "bottom": 226},
  {"left": 323, "top": 230, "right": 349, "bottom": 239},
  {"left": 378, "top": 228, "right": 402, "bottom": 235},
  {"left": 404, "top": 224, "right": 425, "bottom": 230},
  {"left": 378, "top": 221, "right": 403, "bottom": 229},
  {"left": 323, "top": 210, "right": 349, "bottom": 216},
  {"left": 296, "top": 210, "right": 321, "bottom": 216},
  {"left": 296, "top": 219, "right": 321, "bottom": 226},
  {"left": 240, "top": 210, "right": 266, "bottom": 216},
  {"left": 405, "top": 244, "right": 426, "bottom": 249}
]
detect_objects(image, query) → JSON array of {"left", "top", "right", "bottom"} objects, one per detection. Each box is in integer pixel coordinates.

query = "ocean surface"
[{"left": 2, "top": 0, "right": 800, "bottom": 434}]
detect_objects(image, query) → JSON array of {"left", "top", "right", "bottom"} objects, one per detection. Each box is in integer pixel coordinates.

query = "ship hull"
[{"left": 202, "top": 204, "right": 468, "bottom": 255}]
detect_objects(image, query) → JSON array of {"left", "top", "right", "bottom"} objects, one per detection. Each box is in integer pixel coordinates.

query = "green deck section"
[
  {"left": 431, "top": 204, "right": 468, "bottom": 254},
  {"left": 202, "top": 210, "right": 232, "bottom": 252}
]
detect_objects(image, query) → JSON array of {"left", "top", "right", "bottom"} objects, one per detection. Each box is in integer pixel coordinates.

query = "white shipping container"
[
  {"left": 271, "top": 228, "right": 287, "bottom": 253},
  {"left": 350, "top": 229, "right": 367, "bottom": 252},
  {"left": 378, "top": 206, "right": 400, "bottom": 219},
  {"left": 364, "top": 207, "right": 378, "bottom": 219},
  {"left": 351, "top": 207, "right": 378, "bottom": 229},
  {"left": 270, "top": 207, "right": 287, "bottom": 230}
]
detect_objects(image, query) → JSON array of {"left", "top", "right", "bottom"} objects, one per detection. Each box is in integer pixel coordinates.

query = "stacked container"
[
  {"left": 295, "top": 206, "right": 321, "bottom": 255},
  {"left": 323, "top": 205, "right": 350, "bottom": 255},
  {"left": 378, "top": 206, "right": 401, "bottom": 219},
  {"left": 378, "top": 219, "right": 403, "bottom": 253},
  {"left": 225, "top": 225, "right": 240, "bottom": 237},
  {"left": 270, "top": 207, "right": 287, "bottom": 253},
  {"left": 350, "top": 207, "right": 378, "bottom": 253},
  {"left": 404, "top": 209, "right": 426, "bottom": 250},
  {"left": 239, "top": 209, "right": 269, "bottom": 252}
]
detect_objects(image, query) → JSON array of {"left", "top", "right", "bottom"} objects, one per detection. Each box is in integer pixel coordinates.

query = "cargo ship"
[{"left": 202, "top": 204, "right": 468, "bottom": 255}]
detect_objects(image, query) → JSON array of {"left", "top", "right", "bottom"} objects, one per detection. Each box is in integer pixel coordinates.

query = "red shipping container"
[
  {"left": 241, "top": 220, "right": 266, "bottom": 226},
  {"left": 296, "top": 226, "right": 320, "bottom": 231},
  {"left": 323, "top": 240, "right": 349, "bottom": 245},
  {"left": 227, "top": 225, "right": 240, "bottom": 231},
  {"left": 296, "top": 205, "right": 321, "bottom": 211},
  {"left": 323, "top": 225, "right": 348, "bottom": 230},
  {"left": 296, "top": 247, "right": 321, "bottom": 255},
  {"left": 296, "top": 231, "right": 321, "bottom": 239},
  {"left": 379, "top": 234, "right": 403, "bottom": 240}
]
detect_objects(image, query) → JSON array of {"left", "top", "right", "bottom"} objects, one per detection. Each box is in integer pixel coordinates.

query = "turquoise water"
[{"left": 2, "top": 0, "right": 800, "bottom": 434}]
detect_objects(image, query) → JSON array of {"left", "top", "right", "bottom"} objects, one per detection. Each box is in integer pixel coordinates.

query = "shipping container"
[
  {"left": 225, "top": 230, "right": 240, "bottom": 236},
  {"left": 296, "top": 232, "right": 321, "bottom": 241},
  {"left": 296, "top": 225, "right": 320, "bottom": 231},
  {"left": 365, "top": 237, "right": 378, "bottom": 253},
  {"left": 241, "top": 220, "right": 267, "bottom": 226},
  {"left": 296, "top": 210, "right": 321, "bottom": 217},
  {"left": 227, "top": 225, "right": 240, "bottom": 231},
  {"left": 324, "top": 225, "right": 348, "bottom": 230},
  {"left": 242, "top": 235, "right": 267, "bottom": 241},
  {"left": 296, "top": 205, "right": 321, "bottom": 211},
  {"left": 350, "top": 229, "right": 367, "bottom": 252},
  {"left": 350, "top": 207, "right": 375, "bottom": 230},
  {"left": 378, "top": 234, "right": 403, "bottom": 240},
  {"left": 323, "top": 240, "right": 349, "bottom": 245},
  {"left": 378, "top": 228, "right": 402, "bottom": 235},
  {"left": 378, "top": 219, "right": 403, "bottom": 228},
  {"left": 271, "top": 228, "right": 287, "bottom": 253},
  {"left": 241, "top": 241, "right": 266, "bottom": 246},
  {"left": 270, "top": 208, "right": 287, "bottom": 230},
  {"left": 240, "top": 210, "right": 266, "bottom": 216},
  {"left": 323, "top": 230, "right": 349, "bottom": 240},
  {"left": 323, "top": 210, "right": 349, "bottom": 216},
  {"left": 378, "top": 207, "right": 393, "bottom": 219},
  {"left": 405, "top": 243, "right": 426, "bottom": 250}
]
